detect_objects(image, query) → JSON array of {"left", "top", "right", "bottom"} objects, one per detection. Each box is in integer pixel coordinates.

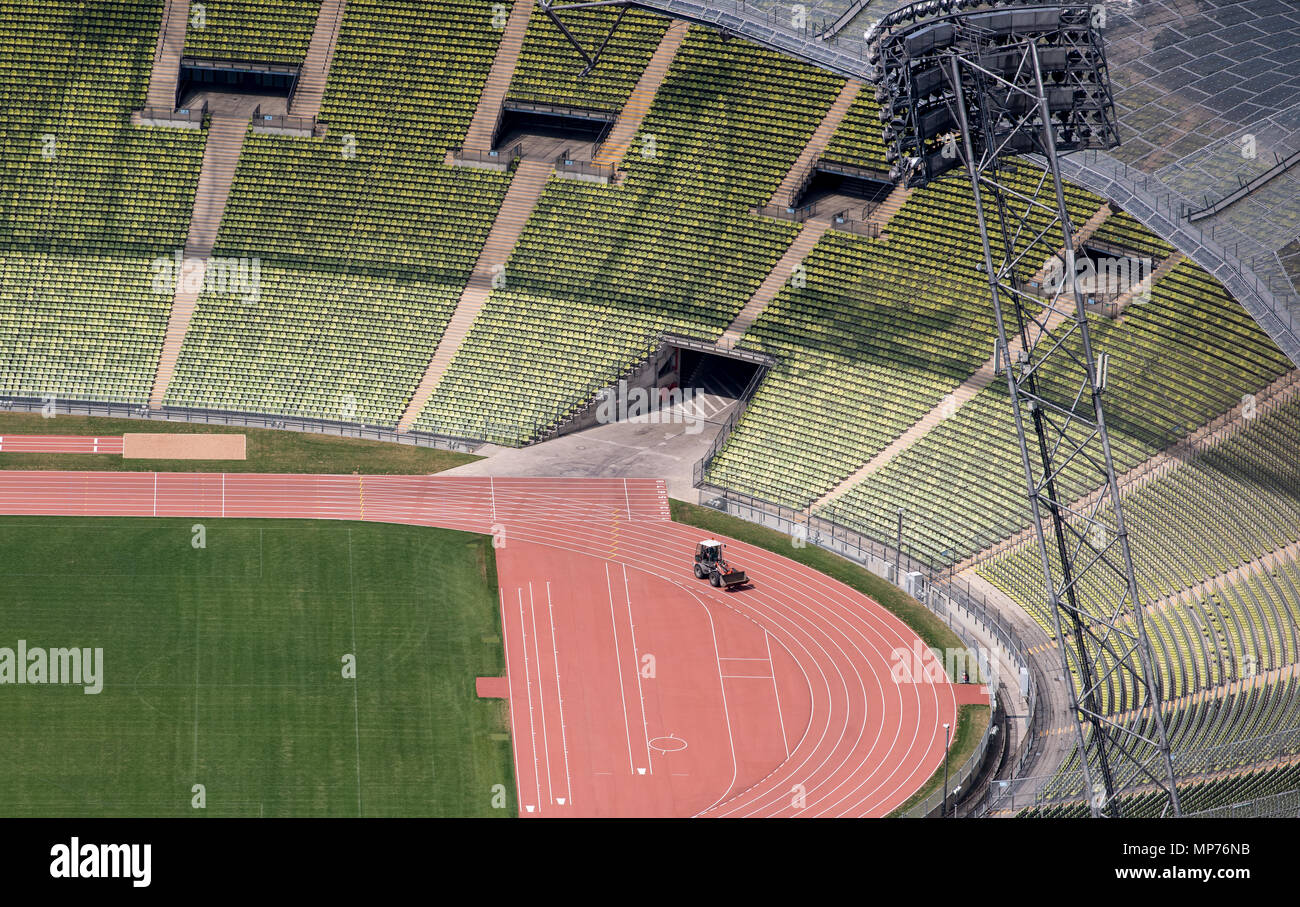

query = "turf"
[
  {"left": 0, "top": 517, "right": 514, "bottom": 817},
  {"left": 889, "top": 703, "right": 990, "bottom": 817},
  {"left": 0, "top": 412, "right": 480, "bottom": 474}
]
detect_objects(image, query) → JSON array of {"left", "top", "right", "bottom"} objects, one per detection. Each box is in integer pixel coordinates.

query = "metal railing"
[
  {"left": 136, "top": 103, "right": 206, "bottom": 125},
  {"left": 0, "top": 397, "right": 489, "bottom": 453},
  {"left": 985, "top": 718, "right": 1300, "bottom": 814},
  {"left": 448, "top": 143, "right": 524, "bottom": 168},
  {"left": 690, "top": 483, "right": 1044, "bottom": 816},
  {"left": 554, "top": 155, "right": 615, "bottom": 182},
  {"left": 1050, "top": 149, "right": 1300, "bottom": 365},
  {"left": 503, "top": 98, "right": 618, "bottom": 124},
  {"left": 250, "top": 105, "right": 318, "bottom": 135},
  {"left": 1187, "top": 147, "right": 1300, "bottom": 222}
]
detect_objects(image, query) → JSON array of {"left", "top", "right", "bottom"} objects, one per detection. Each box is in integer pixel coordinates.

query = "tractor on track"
[{"left": 693, "top": 540, "right": 747, "bottom": 590}]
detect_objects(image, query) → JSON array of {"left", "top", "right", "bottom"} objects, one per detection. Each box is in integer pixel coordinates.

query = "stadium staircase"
[
  {"left": 718, "top": 220, "right": 831, "bottom": 349},
  {"left": 1102, "top": 250, "right": 1187, "bottom": 321},
  {"left": 287, "top": 0, "right": 347, "bottom": 120},
  {"left": 1024, "top": 203, "right": 1113, "bottom": 288},
  {"left": 591, "top": 20, "right": 690, "bottom": 171},
  {"left": 771, "top": 78, "right": 863, "bottom": 207},
  {"left": 398, "top": 158, "right": 554, "bottom": 431},
  {"left": 811, "top": 202, "right": 1114, "bottom": 508},
  {"left": 956, "top": 366, "right": 1300, "bottom": 573},
  {"left": 144, "top": 0, "right": 190, "bottom": 110},
  {"left": 461, "top": 0, "right": 535, "bottom": 153},
  {"left": 149, "top": 114, "right": 250, "bottom": 409},
  {"left": 866, "top": 182, "right": 913, "bottom": 240}
]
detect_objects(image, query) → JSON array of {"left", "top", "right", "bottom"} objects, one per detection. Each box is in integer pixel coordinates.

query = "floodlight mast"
[{"left": 874, "top": 5, "right": 1180, "bottom": 817}]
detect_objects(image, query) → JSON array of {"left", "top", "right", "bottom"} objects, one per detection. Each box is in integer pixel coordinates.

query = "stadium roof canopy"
[{"left": 549, "top": 0, "right": 1300, "bottom": 365}]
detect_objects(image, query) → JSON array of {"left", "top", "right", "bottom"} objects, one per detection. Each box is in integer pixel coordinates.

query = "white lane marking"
[
  {"left": 545, "top": 580, "right": 573, "bottom": 806},
  {"left": 517, "top": 587, "right": 543, "bottom": 812},
  {"left": 767, "top": 630, "right": 791, "bottom": 758},
  {"left": 622, "top": 563, "right": 654, "bottom": 774},
  {"left": 605, "top": 563, "right": 636, "bottom": 773},
  {"left": 527, "top": 582, "right": 555, "bottom": 804}
]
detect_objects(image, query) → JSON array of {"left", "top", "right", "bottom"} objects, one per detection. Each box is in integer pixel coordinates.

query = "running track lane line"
[{"left": 0, "top": 472, "right": 957, "bottom": 817}]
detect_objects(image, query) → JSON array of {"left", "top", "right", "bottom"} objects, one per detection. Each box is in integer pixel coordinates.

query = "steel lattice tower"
[{"left": 872, "top": 3, "right": 1180, "bottom": 817}]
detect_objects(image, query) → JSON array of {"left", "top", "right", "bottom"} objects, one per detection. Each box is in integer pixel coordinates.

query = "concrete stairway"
[
  {"left": 397, "top": 159, "right": 554, "bottom": 431},
  {"left": 1106, "top": 250, "right": 1186, "bottom": 320},
  {"left": 770, "top": 78, "right": 863, "bottom": 207},
  {"left": 462, "top": 1, "right": 534, "bottom": 152},
  {"left": 288, "top": 0, "right": 347, "bottom": 120},
  {"left": 1026, "top": 203, "right": 1114, "bottom": 288},
  {"left": 592, "top": 21, "right": 690, "bottom": 170},
  {"left": 867, "top": 182, "right": 913, "bottom": 239},
  {"left": 149, "top": 114, "right": 249, "bottom": 408},
  {"left": 719, "top": 220, "right": 830, "bottom": 348},
  {"left": 144, "top": 0, "right": 191, "bottom": 110},
  {"left": 812, "top": 224, "right": 1110, "bottom": 510}
]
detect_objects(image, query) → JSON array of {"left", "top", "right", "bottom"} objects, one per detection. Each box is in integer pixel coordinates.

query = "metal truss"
[
  {"left": 539, "top": 0, "right": 633, "bottom": 76},
  {"left": 873, "top": 6, "right": 1180, "bottom": 817}
]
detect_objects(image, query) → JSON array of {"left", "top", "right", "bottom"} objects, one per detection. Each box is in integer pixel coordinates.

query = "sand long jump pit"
[{"left": 122, "top": 433, "right": 247, "bottom": 460}]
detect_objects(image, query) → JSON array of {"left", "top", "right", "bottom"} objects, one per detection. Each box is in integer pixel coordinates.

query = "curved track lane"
[{"left": 0, "top": 471, "right": 962, "bottom": 817}]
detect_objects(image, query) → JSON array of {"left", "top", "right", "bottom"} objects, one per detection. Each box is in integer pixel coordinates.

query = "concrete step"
[
  {"left": 868, "top": 183, "right": 914, "bottom": 239},
  {"left": 771, "top": 78, "right": 863, "bottom": 207},
  {"left": 592, "top": 21, "right": 690, "bottom": 169},
  {"left": 462, "top": 1, "right": 535, "bottom": 153},
  {"left": 719, "top": 220, "right": 831, "bottom": 348},
  {"left": 288, "top": 0, "right": 347, "bottom": 119},
  {"left": 397, "top": 159, "right": 555, "bottom": 430},
  {"left": 144, "top": 0, "right": 191, "bottom": 110},
  {"left": 150, "top": 115, "right": 250, "bottom": 407}
]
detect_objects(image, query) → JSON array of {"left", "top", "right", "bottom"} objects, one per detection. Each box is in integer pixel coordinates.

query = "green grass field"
[{"left": 0, "top": 517, "right": 514, "bottom": 817}]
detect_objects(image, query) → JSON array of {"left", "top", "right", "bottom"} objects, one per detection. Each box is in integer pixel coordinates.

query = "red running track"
[
  {"left": 0, "top": 471, "right": 961, "bottom": 817},
  {"left": 0, "top": 435, "right": 123, "bottom": 454}
]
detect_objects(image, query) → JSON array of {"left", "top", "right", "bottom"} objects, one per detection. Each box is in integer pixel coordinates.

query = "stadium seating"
[
  {"left": 980, "top": 398, "right": 1300, "bottom": 700},
  {"left": 0, "top": 0, "right": 204, "bottom": 403},
  {"left": 819, "top": 90, "right": 891, "bottom": 173},
  {"left": 1090, "top": 209, "right": 1177, "bottom": 259},
  {"left": 703, "top": 167, "right": 1102, "bottom": 507},
  {"left": 413, "top": 27, "right": 843, "bottom": 441},
  {"left": 184, "top": 0, "right": 323, "bottom": 64},
  {"left": 507, "top": 5, "right": 669, "bottom": 110},
  {"left": 825, "top": 257, "right": 1293, "bottom": 562},
  {"left": 1022, "top": 758, "right": 1300, "bottom": 818},
  {"left": 163, "top": 0, "right": 514, "bottom": 424}
]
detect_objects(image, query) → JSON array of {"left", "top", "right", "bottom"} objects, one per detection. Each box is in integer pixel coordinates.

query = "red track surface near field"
[
  {"left": 0, "top": 471, "right": 963, "bottom": 817},
  {"left": 0, "top": 435, "right": 123, "bottom": 454}
]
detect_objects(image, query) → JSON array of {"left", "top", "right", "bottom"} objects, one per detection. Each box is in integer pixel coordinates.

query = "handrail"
[
  {"left": 503, "top": 98, "right": 618, "bottom": 124},
  {"left": 815, "top": 0, "right": 873, "bottom": 39},
  {"left": 0, "top": 396, "right": 487, "bottom": 452},
  {"left": 137, "top": 103, "right": 206, "bottom": 124},
  {"left": 1186, "top": 147, "right": 1300, "bottom": 223}
]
